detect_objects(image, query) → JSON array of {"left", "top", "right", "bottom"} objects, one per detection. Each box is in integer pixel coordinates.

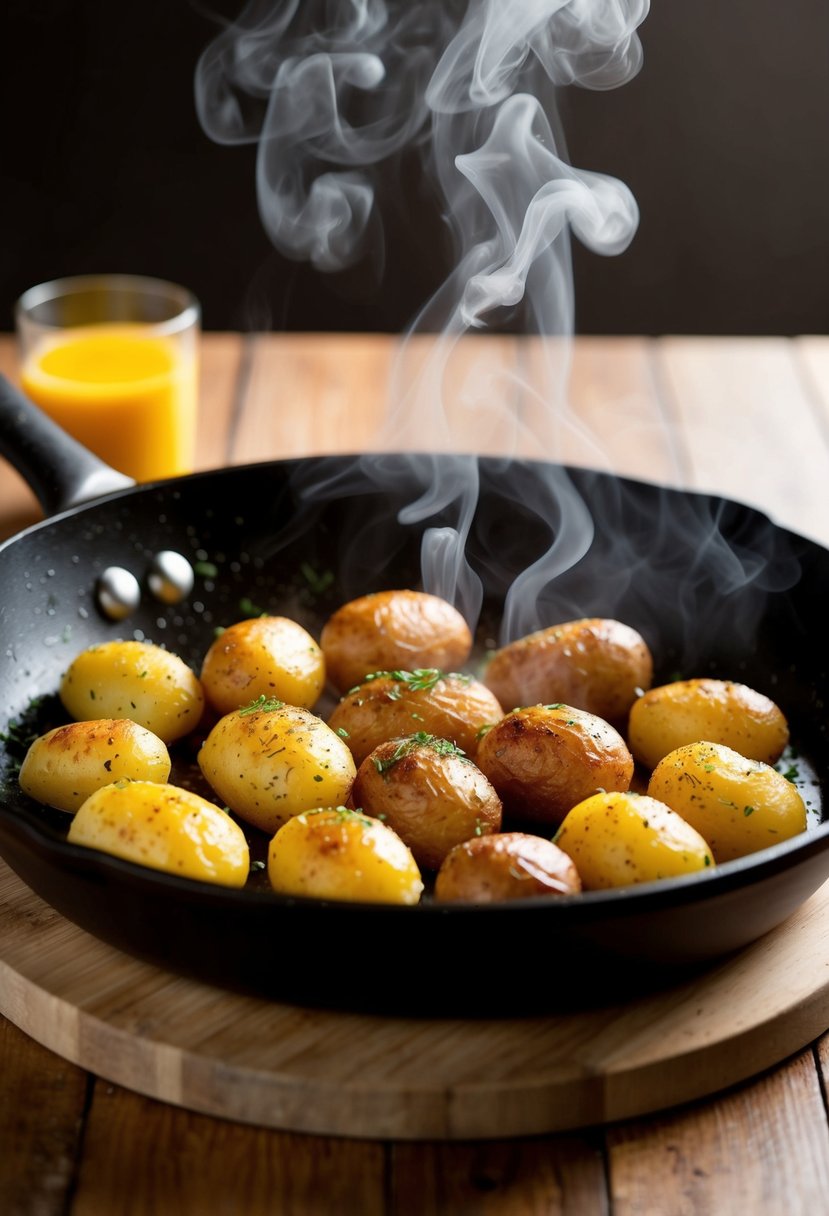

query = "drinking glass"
[{"left": 15, "top": 274, "right": 200, "bottom": 482}]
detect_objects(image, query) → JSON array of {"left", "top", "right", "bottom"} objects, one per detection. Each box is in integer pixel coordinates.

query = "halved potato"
[
  {"left": 628, "top": 678, "right": 789, "bottom": 770},
  {"left": 554, "top": 791, "right": 714, "bottom": 889},
  {"left": 60, "top": 639, "right": 204, "bottom": 744},
  {"left": 647, "top": 740, "right": 806, "bottom": 862},
  {"left": 200, "top": 615, "right": 325, "bottom": 714},
  {"left": 68, "top": 780, "right": 249, "bottom": 887},
  {"left": 267, "top": 806, "right": 423, "bottom": 904},
  {"left": 19, "top": 718, "right": 170, "bottom": 813},
  {"left": 198, "top": 701, "right": 356, "bottom": 834}
]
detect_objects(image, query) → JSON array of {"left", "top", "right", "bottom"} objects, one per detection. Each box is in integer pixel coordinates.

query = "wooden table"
[{"left": 2, "top": 332, "right": 829, "bottom": 1213}]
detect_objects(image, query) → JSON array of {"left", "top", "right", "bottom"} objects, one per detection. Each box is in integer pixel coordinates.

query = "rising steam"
[{"left": 196, "top": 0, "right": 649, "bottom": 638}]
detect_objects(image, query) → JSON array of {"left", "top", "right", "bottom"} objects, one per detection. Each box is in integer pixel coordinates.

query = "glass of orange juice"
[{"left": 15, "top": 274, "right": 200, "bottom": 482}]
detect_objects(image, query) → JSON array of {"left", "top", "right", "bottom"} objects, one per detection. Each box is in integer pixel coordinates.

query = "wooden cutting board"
[{"left": 1, "top": 855, "right": 828, "bottom": 1141}]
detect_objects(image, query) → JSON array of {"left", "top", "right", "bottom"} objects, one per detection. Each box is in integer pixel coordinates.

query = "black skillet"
[{"left": 1, "top": 374, "right": 828, "bottom": 1015}]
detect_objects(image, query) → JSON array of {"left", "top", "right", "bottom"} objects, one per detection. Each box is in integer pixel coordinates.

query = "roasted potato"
[
  {"left": 200, "top": 614, "right": 325, "bottom": 715},
  {"left": 68, "top": 780, "right": 249, "bottom": 887},
  {"left": 628, "top": 677, "right": 789, "bottom": 770},
  {"left": 198, "top": 700, "right": 356, "bottom": 834},
  {"left": 434, "top": 831, "right": 581, "bottom": 902},
  {"left": 554, "top": 791, "right": 714, "bottom": 889},
  {"left": 18, "top": 718, "right": 170, "bottom": 813},
  {"left": 267, "top": 806, "right": 423, "bottom": 904},
  {"left": 647, "top": 741, "right": 807, "bottom": 862},
  {"left": 352, "top": 732, "right": 502, "bottom": 870},
  {"left": 484, "top": 617, "right": 653, "bottom": 727},
  {"left": 60, "top": 639, "right": 204, "bottom": 744},
  {"left": 475, "top": 703, "right": 634, "bottom": 826},
  {"left": 328, "top": 669, "right": 503, "bottom": 766},
  {"left": 320, "top": 590, "right": 473, "bottom": 693}
]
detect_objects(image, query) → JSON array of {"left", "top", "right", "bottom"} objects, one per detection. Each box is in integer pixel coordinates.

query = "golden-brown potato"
[
  {"left": 328, "top": 669, "right": 503, "bottom": 766},
  {"left": 352, "top": 733, "right": 502, "bottom": 870},
  {"left": 18, "top": 718, "right": 170, "bottom": 813},
  {"left": 484, "top": 617, "right": 653, "bottom": 727},
  {"left": 434, "top": 832, "right": 581, "bottom": 902},
  {"left": 647, "top": 741, "right": 807, "bottom": 862},
  {"left": 200, "top": 615, "right": 325, "bottom": 715},
  {"left": 267, "top": 806, "right": 423, "bottom": 904},
  {"left": 68, "top": 781, "right": 249, "bottom": 887},
  {"left": 628, "top": 678, "right": 790, "bottom": 770},
  {"left": 198, "top": 701, "right": 356, "bottom": 834},
  {"left": 320, "top": 590, "right": 473, "bottom": 693},
  {"left": 475, "top": 703, "right": 634, "bottom": 826},
  {"left": 554, "top": 792, "right": 714, "bottom": 889},
  {"left": 60, "top": 639, "right": 204, "bottom": 744}
]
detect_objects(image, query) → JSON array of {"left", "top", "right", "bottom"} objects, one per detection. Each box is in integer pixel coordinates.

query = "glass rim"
[{"left": 15, "top": 273, "right": 201, "bottom": 337}]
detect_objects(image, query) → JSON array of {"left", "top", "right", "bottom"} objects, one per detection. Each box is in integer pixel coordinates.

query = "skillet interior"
[{"left": 0, "top": 454, "right": 827, "bottom": 1014}]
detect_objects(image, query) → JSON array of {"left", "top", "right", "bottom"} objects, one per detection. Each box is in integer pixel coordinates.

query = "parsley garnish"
[
  {"left": 358, "top": 669, "right": 470, "bottom": 699},
  {"left": 300, "top": 562, "right": 334, "bottom": 596},
  {"left": 239, "top": 596, "right": 266, "bottom": 618},
  {"left": 372, "top": 732, "right": 465, "bottom": 776},
  {"left": 238, "top": 695, "right": 284, "bottom": 716}
]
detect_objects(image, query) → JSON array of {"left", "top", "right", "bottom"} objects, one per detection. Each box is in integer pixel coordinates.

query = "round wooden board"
[{"left": 1, "top": 856, "right": 828, "bottom": 1141}]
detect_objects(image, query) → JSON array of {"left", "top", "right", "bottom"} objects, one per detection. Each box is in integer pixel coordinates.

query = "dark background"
[{"left": 2, "top": 0, "right": 827, "bottom": 335}]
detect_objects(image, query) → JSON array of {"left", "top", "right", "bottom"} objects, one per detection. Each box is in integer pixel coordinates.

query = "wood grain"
[
  {"left": 1, "top": 857, "right": 828, "bottom": 1142},
  {"left": 194, "top": 332, "right": 245, "bottom": 471},
  {"left": 391, "top": 1136, "right": 607, "bottom": 1214},
  {"left": 71, "top": 1085, "right": 386, "bottom": 1216},
  {"left": 607, "top": 1050, "right": 829, "bottom": 1214},
  {"left": 0, "top": 1017, "right": 89, "bottom": 1216}
]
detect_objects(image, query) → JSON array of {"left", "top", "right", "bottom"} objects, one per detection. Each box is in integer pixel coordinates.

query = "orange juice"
[{"left": 20, "top": 324, "right": 198, "bottom": 482}]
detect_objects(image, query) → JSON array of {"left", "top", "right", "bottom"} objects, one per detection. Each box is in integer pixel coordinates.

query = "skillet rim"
[{"left": 0, "top": 452, "right": 827, "bottom": 925}]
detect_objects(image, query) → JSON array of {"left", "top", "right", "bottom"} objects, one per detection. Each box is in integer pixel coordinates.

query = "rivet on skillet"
[
  {"left": 96, "top": 567, "right": 141, "bottom": 621},
  {"left": 148, "top": 550, "right": 195, "bottom": 605}
]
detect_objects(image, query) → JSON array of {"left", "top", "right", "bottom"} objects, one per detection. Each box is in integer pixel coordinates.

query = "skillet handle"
[{"left": 0, "top": 373, "right": 134, "bottom": 516}]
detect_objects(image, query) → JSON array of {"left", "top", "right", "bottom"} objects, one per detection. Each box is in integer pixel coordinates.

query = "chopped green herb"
[
  {"left": 300, "top": 806, "right": 377, "bottom": 830},
  {"left": 238, "top": 695, "right": 284, "bottom": 716},
  {"left": 194, "top": 560, "right": 219, "bottom": 578},
  {"left": 372, "top": 732, "right": 465, "bottom": 776},
  {"left": 300, "top": 562, "right": 334, "bottom": 596},
  {"left": 358, "top": 668, "right": 469, "bottom": 699},
  {"left": 239, "top": 596, "right": 266, "bottom": 618}
]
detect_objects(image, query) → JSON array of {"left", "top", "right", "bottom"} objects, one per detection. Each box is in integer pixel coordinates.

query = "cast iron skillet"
[{"left": 0, "top": 375, "right": 827, "bottom": 1015}]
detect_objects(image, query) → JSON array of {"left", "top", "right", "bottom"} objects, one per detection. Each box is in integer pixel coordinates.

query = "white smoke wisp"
[
  {"left": 195, "top": 0, "right": 650, "bottom": 639},
  {"left": 195, "top": 1, "right": 457, "bottom": 271}
]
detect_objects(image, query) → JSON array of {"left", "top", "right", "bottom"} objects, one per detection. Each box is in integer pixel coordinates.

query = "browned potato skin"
[
  {"left": 352, "top": 736, "right": 502, "bottom": 870},
  {"left": 320, "top": 590, "right": 473, "bottom": 693},
  {"left": 434, "top": 832, "right": 582, "bottom": 902},
  {"left": 484, "top": 618, "right": 653, "bottom": 727},
  {"left": 200, "top": 615, "right": 325, "bottom": 714},
  {"left": 328, "top": 673, "right": 503, "bottom": 767},
  {"left": 475, "top": 704, "right": 634, "bottom": 826}
]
